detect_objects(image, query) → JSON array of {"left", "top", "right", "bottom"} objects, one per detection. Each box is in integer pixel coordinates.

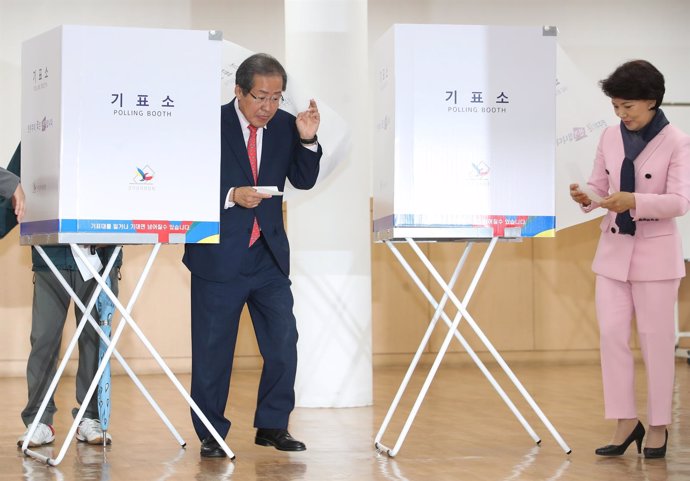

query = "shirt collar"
[{"left": 233, "top": 98, "right": 267, "bottom": 131}]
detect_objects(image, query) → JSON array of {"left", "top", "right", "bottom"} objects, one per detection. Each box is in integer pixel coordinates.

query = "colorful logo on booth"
[{"left": 134, "top": 165, "right": 155, "bottom": 183}]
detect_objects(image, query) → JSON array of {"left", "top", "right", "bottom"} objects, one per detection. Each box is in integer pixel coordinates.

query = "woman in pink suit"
[{"left": 570, "top": 60, "right": 690, "bottom": 459}]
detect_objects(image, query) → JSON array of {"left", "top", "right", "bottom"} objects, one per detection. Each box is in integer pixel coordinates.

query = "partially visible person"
[
  {"left": 3, "top": 144, "right": 123, "bottom": 447},
  {"left": 570, "top": 60, "right": 690, "bottom": 459},
  {"left": 183, "top": 53, "right": 322, "bottom": 457},
  {"left": 0, "top": 164, "right": 25, "bottom": 221}
]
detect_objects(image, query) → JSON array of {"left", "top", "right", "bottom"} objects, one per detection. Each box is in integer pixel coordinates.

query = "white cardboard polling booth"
[
  {"left": 373, "top": 24, "right": 556, "bottom": 241},
  {"left": 372, "top": 24, "right": 570, "bottom": 457},
  {"left": 18, "top": 26, "right": 234, "bottom": 465},
  {"left": 20, "top": 25, "right": 220, "bottom": 245}
]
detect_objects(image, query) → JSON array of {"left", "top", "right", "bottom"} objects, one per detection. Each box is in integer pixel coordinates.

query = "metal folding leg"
[
  {"left": 23, "top": 243, "right": 235, "bottom": 466},
  {"left": 375, "top": 238, "right": 541, "bottom": 456},
  {"left": 23, "top": 245, "right": 183, "bottom": 463},
  {"left": 374, "top": 238, "right": 571, "bottom": 456}
]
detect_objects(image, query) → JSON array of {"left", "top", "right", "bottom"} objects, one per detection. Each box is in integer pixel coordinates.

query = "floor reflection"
[
  {"left": 375, "top": 453, "right": 411, "bottom": 481},
  {"left": 155, "top": 448, "right": 187, "bottom": 481},
  {"left": 640, "top": 458, "right": 668, "bottom": 481},
  {"left": 544, "top": 459, "right": 572, "bottom": 481},
  {"left": 3, "top": 363, "right": 689, "bottom": 481},
  {"left": 21, "top": 450, "right": 65, "bottom": 481},
  {"left": 255, "top": 459, "right": 306, "bottom": 481},
  {"left": 194, "top": 458, "right": 235, "bottom": 481},
  {"left": 74, "top": 443, "right": 110, "bottom": 481},
  {"left": 502, "top": 445, "right": 540, "bottom": 481}
]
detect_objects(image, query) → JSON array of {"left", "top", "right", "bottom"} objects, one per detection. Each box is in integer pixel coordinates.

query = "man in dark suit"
[{"left": 183, "top": 53, "right": 322, "bottom": 458}]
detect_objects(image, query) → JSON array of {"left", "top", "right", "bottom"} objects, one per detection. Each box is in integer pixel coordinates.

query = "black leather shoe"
[
  {"left": 255, "top": 428, "right": 306, "bottom": 451},
  {"left": 200, "top": 436, "right": 227, "bottom": 458},
  {"left": 595, "top": 421, "right": 645, "bottom": 456},
  {"left": 643, "top": 429, "right": 668, "bottom": 459}
]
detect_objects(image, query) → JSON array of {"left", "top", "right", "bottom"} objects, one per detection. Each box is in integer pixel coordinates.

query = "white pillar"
[{"left": 284, "top": 0, "right": 372, "bottom": 407}]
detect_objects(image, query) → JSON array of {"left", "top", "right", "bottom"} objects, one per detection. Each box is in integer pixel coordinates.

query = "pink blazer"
[{"left": 585, "top": 124, "right": 690, "bottom": 282}]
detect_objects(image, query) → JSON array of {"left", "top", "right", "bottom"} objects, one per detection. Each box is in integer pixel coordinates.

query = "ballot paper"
[
  {"left": 579, "top": 185, "right": 605, "bottom": 204},
  {"left": 254, "top": 186, "right": 283, "bottom": 196},
  {"left": 565, "top": 159, "right": 605, "bottom": 204}
]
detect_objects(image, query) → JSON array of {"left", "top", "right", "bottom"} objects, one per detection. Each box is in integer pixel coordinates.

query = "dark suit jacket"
[{"left": 183, "top": 100, "right": 322, "bottom": 282}]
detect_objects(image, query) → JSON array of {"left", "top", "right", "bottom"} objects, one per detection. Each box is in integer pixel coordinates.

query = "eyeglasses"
[{"left": 247, "top": 91, "right": 284, "bottom": 105}]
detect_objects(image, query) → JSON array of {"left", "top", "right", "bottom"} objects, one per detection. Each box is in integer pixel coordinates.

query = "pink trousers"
[{"left": 595, "top": 276, "right": 679, "bottom": 426}]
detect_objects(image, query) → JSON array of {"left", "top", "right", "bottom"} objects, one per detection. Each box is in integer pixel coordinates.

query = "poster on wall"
[
  {"left": 373, "top": 24, "right": 557, "bottom": 240},
  {"left": 20, "top": 25, "right": 221, "bottom": 245}
]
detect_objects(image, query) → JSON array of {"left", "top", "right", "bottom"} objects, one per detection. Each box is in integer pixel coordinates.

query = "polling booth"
[
  {"left": 19, "top": 25, "right": 233, "bottom": 464},
  {"left": 372, "top": 24, "right": 570, "bottom": 456},
  {"left": 20, "top": 25, "right": 220, "bottom": 246}
]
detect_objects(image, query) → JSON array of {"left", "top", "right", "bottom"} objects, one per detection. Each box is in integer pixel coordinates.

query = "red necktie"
[{"left": 247, "top": 125, "right": 261, "bottom": 246}]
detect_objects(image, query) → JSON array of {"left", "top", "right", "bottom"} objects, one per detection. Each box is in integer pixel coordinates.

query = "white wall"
[
  {"left": 367, "top": 1, "right": 690, "bottom": 125},
  {"left": 286, "top": 0, "right": 373, "bottom": 407},
  {"left": 0, "top": 0, "right": 688, "bottom": 382}
]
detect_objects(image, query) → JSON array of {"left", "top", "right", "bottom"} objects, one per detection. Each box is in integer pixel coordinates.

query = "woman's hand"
[
  {"left": 569, "top": 183, "right": 592, "bottom": 207},
  {"left": 600, "top": 192, "right": 635, "bottom": 213}
]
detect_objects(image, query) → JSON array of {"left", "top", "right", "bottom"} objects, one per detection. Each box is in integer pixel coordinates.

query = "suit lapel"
[
  {"left": 222, "top": 100, "right": 255, "bottom": 185},
  {"left": 608, "top": 127, "right": 668, "bottom": 189},
  {"left": 635, "top": 128, "right": 667, "bottom": 171}
]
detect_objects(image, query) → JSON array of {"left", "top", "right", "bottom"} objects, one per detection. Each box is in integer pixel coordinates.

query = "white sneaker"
[
  {"left": 17, "top": 422, "right": 55, "bottom": 447},
  {"left": 76, "top": 418, "right": 112, "bottom": 445}
]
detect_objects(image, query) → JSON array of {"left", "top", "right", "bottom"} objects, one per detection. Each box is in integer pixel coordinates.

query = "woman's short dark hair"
[
  {"left": 235, "top": 53, "right": 287, "bottom": 94},
  {"left": 599, "top": 60, "right": 665, "bottom": 109}
]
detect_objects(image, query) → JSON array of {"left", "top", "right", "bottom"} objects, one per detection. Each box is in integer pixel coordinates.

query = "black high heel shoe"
[
  {"left": 595, "top": 421, "right": 645, "bottom": 456},
  {"left": 643, "top": 429, "right": 668, "bottom": 459}
]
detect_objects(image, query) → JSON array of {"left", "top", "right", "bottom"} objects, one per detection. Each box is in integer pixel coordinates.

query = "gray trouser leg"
[{"left": 21, "top": 268, "right": 119, "bottom": 426}]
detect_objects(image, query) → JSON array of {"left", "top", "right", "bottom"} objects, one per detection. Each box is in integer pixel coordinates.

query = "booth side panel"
[{"left": 20, "top": 26, "right": 64, "bottom": 243}]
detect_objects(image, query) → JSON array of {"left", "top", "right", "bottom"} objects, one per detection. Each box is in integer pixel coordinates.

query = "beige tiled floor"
[{"left": 2, "top": 360, "right": 689, "bottom": 480}]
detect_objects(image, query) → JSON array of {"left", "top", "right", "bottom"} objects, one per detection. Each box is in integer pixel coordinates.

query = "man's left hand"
[{"left": 296, "top": 99, "right": 320, "bottom": 140}]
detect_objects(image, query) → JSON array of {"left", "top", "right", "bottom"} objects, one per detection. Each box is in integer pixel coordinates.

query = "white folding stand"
[
  {"left": 22, "top": 243, "right": 235, "bottom": 465},
  {"left": 374, "top": 237, "right": 571, "bottom": 457},
  {"left": 19, "top": 25, "right": 224, "bottom": 466}
]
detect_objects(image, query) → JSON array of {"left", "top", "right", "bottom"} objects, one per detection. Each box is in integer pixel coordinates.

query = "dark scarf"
[{"left": 615, "top": 108, "right": 669, "bottom": 235}]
